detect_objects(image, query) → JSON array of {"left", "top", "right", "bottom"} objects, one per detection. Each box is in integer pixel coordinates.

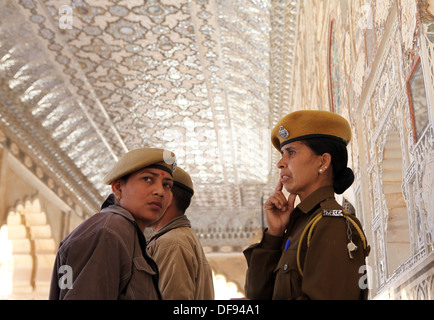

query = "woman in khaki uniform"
[
  {"left": 244, "top": 110, "right": 370, "bottom": 300},
  {"left": 49, "top": 147, "right": 176, "bottom": 300}
]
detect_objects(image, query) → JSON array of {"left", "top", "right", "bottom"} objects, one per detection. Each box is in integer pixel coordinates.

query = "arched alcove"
[
  {"left": 206, "top": 252, "right": 247, "bottom": 298},
  {"left": 382, "top": 130, "right": 410, "bottom": 276},
  {"left": 212, "top": 271, "right": 244, "bottom": 300},
  {"left": 4, "top": 196, "right": 56, "bottom": 299}
]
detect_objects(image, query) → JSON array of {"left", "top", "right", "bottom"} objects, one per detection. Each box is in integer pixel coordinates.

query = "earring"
[
  {"left": 319, "top": 168, "right": 323, "bottom": 174},
  {"left": 115, "top": 192, "right": 121, "bottom": 200}
]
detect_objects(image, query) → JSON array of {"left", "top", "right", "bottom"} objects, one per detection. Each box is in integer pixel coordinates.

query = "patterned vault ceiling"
[{"left": 0, "top": 0, "right": 299, "bottom": 241}]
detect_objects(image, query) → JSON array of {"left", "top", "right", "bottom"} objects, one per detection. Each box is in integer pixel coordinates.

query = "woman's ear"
[
  {"left": 111, "top": 180, "right": 122, "bottom": 200},
  {"left": 322, "top": 153, "right": 332, "bottom": 167},
  {"left": 319, "top": 153, "right": 332, "bottom": 172}
]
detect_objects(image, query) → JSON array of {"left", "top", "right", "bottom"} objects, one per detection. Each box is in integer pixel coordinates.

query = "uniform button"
[{"left": 283, "top": 264, "right": 288, "bottom": 271}]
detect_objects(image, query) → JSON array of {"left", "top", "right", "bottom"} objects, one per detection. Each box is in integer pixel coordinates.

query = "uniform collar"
[
  {"left": 100, "top": 193, "right": 138, "bottom": 222},
  {"left": 148, "top": 215, "right": 191, "bottom": 242},
  {"left": 296, "top": 185, "right": 335, "bottom": 214},
  {"left": 101, "top": 202, "right": 137, "bottom": 224}
]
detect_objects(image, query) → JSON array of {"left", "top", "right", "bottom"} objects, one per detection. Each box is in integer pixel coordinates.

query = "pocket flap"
[{"left": 133, "top": 257, "right": 156, "bottom": 275}]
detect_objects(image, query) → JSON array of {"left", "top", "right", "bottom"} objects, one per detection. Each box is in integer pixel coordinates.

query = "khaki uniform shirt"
[
  {"left": 244, "top": 186, "right": 369, "bottom": 300},
  {"left": 49, "top": 204, "right": 161, "bottom": 300},
  {"left": 147, "top": 215, "right": 215, "bottom": 300}
]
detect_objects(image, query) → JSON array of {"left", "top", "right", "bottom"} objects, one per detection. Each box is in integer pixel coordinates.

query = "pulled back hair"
[
  {"left": 172, "top": 184, "right": 193, "bottom": 214},
  {"left": 301, "top": 138, "right": 354, "bottom": 194}
]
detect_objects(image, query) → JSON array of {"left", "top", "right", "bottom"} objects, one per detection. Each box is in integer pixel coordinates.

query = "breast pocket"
[
  {"left": 123, "top": 257, "right": 158, "bottom": 300},
  {"left": 133, "top": 256, "right": 156, "bottom": 274},
  {"left": 273, "top": 248, "right": 302, "bottom": 299}
]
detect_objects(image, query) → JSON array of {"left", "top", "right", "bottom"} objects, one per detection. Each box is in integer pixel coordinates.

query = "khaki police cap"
[
  {"left": 173, "top": 166, "right": 194, "bottom": 195},
  {"left": 103, "top": 147, "right": 177, "bottom": 185},
  {"left": 271, "top": 110, "right": 352, "bottom": 150}
]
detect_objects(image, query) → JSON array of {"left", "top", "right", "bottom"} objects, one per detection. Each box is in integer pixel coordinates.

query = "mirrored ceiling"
[{"left": 0, "top": 0, "right": 299, "bottom": 243}]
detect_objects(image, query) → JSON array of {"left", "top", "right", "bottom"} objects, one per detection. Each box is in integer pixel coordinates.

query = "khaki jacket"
[
  {"left": 49, "top": 203, "right": 161, "bottom": 300},
  {"left": 147, "top": 215, "right": 215, "bottom": 300},
  {"left": 244, "top": 186, "right": 369, "bottom": 300}
]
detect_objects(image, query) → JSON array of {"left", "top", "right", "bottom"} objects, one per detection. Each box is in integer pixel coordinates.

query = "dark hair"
[
  {"left": 301, "top": 137, "right": 354, "bottom": 194},
  {"left": 172, "top": 185, "right": 193, "bottom": 214},
  {"left": 119, "top": 173, "right": 131, "bottom": 184}
]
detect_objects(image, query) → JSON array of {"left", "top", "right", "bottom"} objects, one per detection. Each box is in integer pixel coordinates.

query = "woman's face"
[
  {"left": 113, "top": 167, "right": 173, "bottom": 230},
  {"left": 278, "top": 141, "right": 329, "bottom": 201}
]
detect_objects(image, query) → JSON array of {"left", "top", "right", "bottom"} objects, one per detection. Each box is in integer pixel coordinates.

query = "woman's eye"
[
  {"left": 143, "top": 177, "right": 152, "bottom": 182},
  {"left": 164, "top": 183, "right": 173, "bottom": 189},
  {"left": 281, "top": 149, "right": 295, "bottom": 156}
]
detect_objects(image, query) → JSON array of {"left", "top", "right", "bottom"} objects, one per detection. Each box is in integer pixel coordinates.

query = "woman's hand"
[{"left": 264, "top": 180, "right": 296, "bottom": 237}]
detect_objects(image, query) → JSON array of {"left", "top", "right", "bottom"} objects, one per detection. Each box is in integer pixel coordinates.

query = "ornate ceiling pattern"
[{"left": 0, "top": 0, "right": 299, "bottom": 240}]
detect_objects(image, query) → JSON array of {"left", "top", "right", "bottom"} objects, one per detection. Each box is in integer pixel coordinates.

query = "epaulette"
[{"left": 296, "top": 208, "right": 369, "bottom": 276}]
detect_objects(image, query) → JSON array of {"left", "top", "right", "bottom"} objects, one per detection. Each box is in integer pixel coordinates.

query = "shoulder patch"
[{"left": 322, "top": 209, "right": 344, "bottom": 217}]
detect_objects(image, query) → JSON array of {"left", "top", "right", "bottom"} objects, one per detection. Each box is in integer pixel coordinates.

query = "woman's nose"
[
  {"left": 277, "top": 156, "right": 286, "bottom": 169},
  {"left": 152, "top": 182, "right": 165, "bottom": 196}
]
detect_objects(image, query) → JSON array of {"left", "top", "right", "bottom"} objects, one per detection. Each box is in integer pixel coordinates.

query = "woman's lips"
[{"left": 280, "top": 175, "right": 290, "bottom": 183}]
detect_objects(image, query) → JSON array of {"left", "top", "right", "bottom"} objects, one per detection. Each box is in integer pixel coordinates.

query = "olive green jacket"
[{"left": 244, "top": 186, "right": 370, "bottom": 300}]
